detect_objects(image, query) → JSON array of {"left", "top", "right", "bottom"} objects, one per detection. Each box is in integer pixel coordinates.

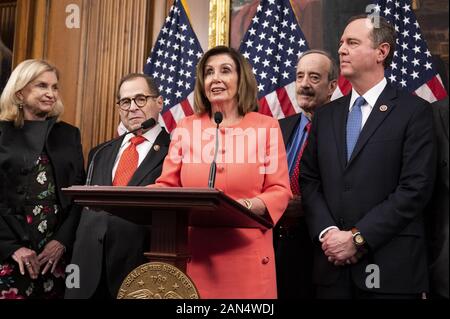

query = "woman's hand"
[
  {"left": 37, "top": 240, "right": 65, "bottom": 275},
  {"left": 12, "top": 247, "right": 40, "bottom": 279},
  {"left": 238, "top": 197, "right": 266, "bottom": 216}
]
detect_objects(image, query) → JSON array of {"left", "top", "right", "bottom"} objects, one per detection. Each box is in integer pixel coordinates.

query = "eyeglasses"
[{"left": 117, "top": 94, "right": 158, "bottom": 111}]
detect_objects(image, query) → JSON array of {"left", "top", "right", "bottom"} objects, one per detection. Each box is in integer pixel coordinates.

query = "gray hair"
[{"left": 297, "top": 49, "right": 339, "bottom": 81}]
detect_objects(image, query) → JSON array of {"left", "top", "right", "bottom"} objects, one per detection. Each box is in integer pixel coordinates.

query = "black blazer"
[
  {"left": 279, "top": 113, "right": 302, "bottom": 148},
  {"left": 426, "top": 97, "right": 449, "bottom": 298},
  {"left": 66, "top": 128, "right": 170, "bottom": 299},
  {"left": 0, "top": 119, "right": 85, "bottom": 262},
  {"left": 300, "top": 84, "right": 436, "bottom": 294}
]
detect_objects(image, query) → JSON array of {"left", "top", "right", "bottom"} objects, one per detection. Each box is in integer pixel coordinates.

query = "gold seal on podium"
[{"left": 117, "top": 262, "right": 200, "bottom": 299}]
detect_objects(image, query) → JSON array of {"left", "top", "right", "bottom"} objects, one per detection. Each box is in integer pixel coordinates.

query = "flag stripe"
[
  {"left": 180, "top": 99, "right": 194, "bottom": 117},
  {"left": 162, "top": 110, "right": 177, "bottom": 132},
  {"left": 276, "top": 87, "right": 296, "bottom": 117},
  {"left": 414, "top": 83, "right": 437, "bottom": 103},
  {"left": 258, "top": 96, "right": 274, "bottom": 117},
  {"left": 266, "top": 91, "right": 284, "bottom": 118},
  {"left": 337, "top": 76, "right": 352, "bottom": 96},
  {"left": 427, "top": 75, "right": 447, "bottom": 100},
  {"left": 285, "top": 81, "right": 301, "bottom": 113}
]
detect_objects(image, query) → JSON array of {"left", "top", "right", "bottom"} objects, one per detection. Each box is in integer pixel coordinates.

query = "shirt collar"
[
  {"left": 121, "top": 123, "right": 162, "bottom": 146},
  {"left": 350, "top": 77, "right": 387, "bottom": 110}
]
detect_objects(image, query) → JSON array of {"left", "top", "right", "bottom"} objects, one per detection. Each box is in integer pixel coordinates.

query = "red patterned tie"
[
  {"left": 112, "top": 135, "right": 146, "bottom": 186},
  {"left": 289, "top": 122, "right": 312, "bottom": 195}
]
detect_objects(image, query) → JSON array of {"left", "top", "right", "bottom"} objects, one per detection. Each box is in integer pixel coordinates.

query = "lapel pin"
[
  {"left": 153, "top": 144, "right": 160, "bottom": 152},
  {"left": 379, "top": 105, "right": 388, "bottom": 112}
]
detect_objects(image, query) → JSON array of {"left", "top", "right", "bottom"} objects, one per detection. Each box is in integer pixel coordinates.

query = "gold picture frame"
[{"left": 208, "top": 0, "right": 230, "bottom": 48}]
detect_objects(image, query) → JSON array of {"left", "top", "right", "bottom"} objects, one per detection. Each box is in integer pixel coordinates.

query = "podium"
[{"left": 62, "top": 186, "right": 272, "bottom": 273}]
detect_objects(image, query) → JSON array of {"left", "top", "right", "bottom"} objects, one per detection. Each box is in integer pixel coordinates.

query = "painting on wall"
[{"left": 230, "top": 0, "right": 324, "bottom": 50}]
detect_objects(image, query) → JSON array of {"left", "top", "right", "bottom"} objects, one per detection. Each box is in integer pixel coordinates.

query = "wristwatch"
[{"left": 351, "top": 227, "right": 366, "bottom": 248}]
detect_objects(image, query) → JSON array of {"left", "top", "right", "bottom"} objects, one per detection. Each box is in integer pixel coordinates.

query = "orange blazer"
[{"left": 152, "top": 112, "right": 292, "bottom": 298}]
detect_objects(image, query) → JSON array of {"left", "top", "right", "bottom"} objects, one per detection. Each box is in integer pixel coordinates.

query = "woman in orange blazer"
[{"left": 152, "top": 46, "right": 292, "bottom": 298}]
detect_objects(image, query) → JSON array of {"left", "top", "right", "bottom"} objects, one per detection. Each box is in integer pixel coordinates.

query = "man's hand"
[{"left": 322, "top": 230, "right": 357, "bottom": 264}]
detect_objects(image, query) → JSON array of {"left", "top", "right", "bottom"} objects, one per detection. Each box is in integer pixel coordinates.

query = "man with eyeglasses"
[{"left": 66, "top": 73, "right": 170, "bottom": 299}]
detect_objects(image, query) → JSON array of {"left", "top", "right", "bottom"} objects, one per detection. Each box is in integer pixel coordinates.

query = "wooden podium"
[{"left": 62, "top": 186, "right": 272, "bottom": 273}]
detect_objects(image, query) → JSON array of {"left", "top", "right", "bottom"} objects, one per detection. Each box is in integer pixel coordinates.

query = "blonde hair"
[
  {"left": 0, "top": 59, "right": 64, "bottom": 127},
  {"left": 194, "top": 46, "right": 258, "bottom": 116}
]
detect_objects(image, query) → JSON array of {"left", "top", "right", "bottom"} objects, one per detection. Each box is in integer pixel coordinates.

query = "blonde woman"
[{"left": 0, "top": 59, "right": 85, "bottom": 299}]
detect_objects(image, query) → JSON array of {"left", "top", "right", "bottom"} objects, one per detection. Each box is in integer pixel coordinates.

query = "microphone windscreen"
[
  {"left": 141, "top": 118, "right": 157, "bottom": 129},
  {"left": 214, "top": 112, "right": 223, "bottom": 124}
]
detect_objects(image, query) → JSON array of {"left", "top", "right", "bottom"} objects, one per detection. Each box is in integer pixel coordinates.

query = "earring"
[{"left": 18, "top": 104, "right": 23, "bottom": 110}]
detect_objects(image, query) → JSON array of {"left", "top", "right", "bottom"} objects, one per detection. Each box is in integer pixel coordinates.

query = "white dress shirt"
[
  {"left": 112, "top": 124, "right": 162, "bottom": 180},
  {"left": 319, "top": 78, "right": 387, "bottom": 240}
]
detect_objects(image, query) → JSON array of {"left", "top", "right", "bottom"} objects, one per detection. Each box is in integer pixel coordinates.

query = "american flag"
[
  {"left": 332, "top": 0, "right": 447, "bottom": 102},
  {"left": 144, "top": 0, "right": 204, "bottom": 132},
  {"left": 239, "top": 0, "right": 309, "bottom": 118}
]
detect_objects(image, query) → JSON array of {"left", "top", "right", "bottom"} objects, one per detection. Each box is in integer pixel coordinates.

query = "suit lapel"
[
  {"left": 279, "top": 113, "right": 302, "bottom": 147},
  {"left": 128, "top": 129, "right": 170, "bottom": 186},
  {"left": 439, "top": 102, "right": 449, "bottom": 141},
  {"left": 347, "top": 85, "right": 397, "bottom": 166},
  {"left": 332, "top": 95, "right": 351, "bottom": 170},
  {"left": 95, "top": 138, "right": 123, "bottom": 185}
]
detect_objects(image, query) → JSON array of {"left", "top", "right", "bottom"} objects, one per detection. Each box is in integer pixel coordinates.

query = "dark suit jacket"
[
  {"left": 275, "top": 113, "right": 314, "bottom": 299},
  {"left": 300, "top": 84, "right": 436, "bottom": 294},
  {"left": 66, "top": 128, "right": 170, "bottom": 299},
  {"left": 279, "top": 113, "right": 302, "bottom": 149},
  {"left": 0, "top": 119, "right": 85, "bottom": 262},
  {"left": 426, "top": 97, "right": 449, "bottom": 298}
]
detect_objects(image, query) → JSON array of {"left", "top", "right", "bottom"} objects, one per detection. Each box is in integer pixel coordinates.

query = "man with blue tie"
[
  {"left": 300, "top": 15, "right": 436, "bottom": 298},
  {"left": 274, "top": 50, "right": 337, "bottom": 299}
]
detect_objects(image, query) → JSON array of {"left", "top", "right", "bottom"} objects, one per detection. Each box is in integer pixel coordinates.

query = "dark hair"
[
  {"left": 347, "top": 14, "right": 396, "bottom": 67},
  {"left": 194, "top": 46, "right": 258, "bottom": 116},
  {"left": 116, "top": 73, "right": 160, "bottom": 100},
  {"left": 298, "top": 49, "right": 339, "bottom": 81}
]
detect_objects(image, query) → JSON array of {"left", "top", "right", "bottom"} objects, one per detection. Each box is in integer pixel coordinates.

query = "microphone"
[
  {"left": 85, "top": 118, "right": 156, "bottom": 185},
  {"left": 208, "top": 112, "right": 223, "bottom": 188}
]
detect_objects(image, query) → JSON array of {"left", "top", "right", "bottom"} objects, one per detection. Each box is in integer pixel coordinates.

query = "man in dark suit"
[
  {"left": 275, "top": 50, "right": 337, "bottom": 299},
  {"left": 300, "top": 15, "right": 436, "bottom": 298},
  {"left": 426, "top": 97, "right": 449, "bottom": 299},
  {"left": 65, "top": 73, "right": 170, "bottom": 299}
]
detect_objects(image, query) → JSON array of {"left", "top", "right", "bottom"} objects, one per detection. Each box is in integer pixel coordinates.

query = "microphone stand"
[{"left": 208, "top": 112, "right": 223, "bottom": 188}]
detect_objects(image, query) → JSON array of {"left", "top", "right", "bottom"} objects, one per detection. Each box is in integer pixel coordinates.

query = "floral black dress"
[{"left": 0, "top": 152, "right": 66, "bottom": 299}]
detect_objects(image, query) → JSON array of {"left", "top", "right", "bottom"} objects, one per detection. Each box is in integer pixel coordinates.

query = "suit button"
[
  {"left": 344, "top": 185, "right": 352, "bottom": 192},
  {"left": 262, "top": 257, "right": 270, "bottom": 265},
  {"left": 98, "top": 237, "right": 103, "bottom": 244},
  {"left": 442, "top": 160, "right": 448, "bottom": 168}
]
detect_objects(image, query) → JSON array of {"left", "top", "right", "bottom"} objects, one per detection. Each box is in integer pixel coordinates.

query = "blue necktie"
[{"left": 346, "top": 96, "right": 365, "bottom": 161}]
